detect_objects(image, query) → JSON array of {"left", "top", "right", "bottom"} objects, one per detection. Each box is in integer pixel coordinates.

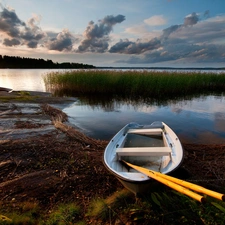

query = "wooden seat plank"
[
  {"left": 128, "top": 128, "right": 162, "bottom": 135},
  {"left": 116, "top": 147, "right": 171, "bottom": 156}
]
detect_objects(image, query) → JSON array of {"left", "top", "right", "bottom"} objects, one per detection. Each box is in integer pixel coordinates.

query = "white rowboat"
[
  {"left": 0, "top": 87, "right": 13, "bottom": 93},
  {"left": 103, "top": 121, "right": 184, "bottom": 195}
]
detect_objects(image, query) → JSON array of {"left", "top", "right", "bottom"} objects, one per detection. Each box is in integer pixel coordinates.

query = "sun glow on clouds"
[
  {"left": 144, "top": 15, "right": 167, "bottom": 26},
  {"left": 0, "top": 0, "right": 225, "bottom": 67}
]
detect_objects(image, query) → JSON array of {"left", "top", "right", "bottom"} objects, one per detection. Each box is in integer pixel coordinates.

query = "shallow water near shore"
[
  {"left": 63, "top": 95, "right": 225, "bottom": 144},
  {"left": 1, "top": 68, "right": 225, "bottom": 144}
]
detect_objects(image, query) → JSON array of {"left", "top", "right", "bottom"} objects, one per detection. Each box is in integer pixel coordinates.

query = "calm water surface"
[
  {"left": 63, "top": 96, "right": 225, "bottom": 144},
  {"left": 0, "top": 69, "right": 66, "bottom": 91},
  {"left": 1, "top": 69, "right": 225, "bottom": 144}
]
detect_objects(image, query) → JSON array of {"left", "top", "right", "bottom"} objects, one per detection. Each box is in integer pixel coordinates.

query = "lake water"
[
  {"left": 63, "top": 95, "right": 225, "bottom": 144},
  {"left": 1, "top": 69, "right": 225, "bottom": 144},
  {"left": 0, "top": 68, "right": 67, "bottom": 92}
]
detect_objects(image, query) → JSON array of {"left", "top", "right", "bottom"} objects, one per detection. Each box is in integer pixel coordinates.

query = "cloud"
[
  {"left": 109, "top": 14, "right": 185, "bottom": 55},
  {"left": 170, "top": 15, "right": 225, "bottom": 44},
  {"left": 0, "top": 5, "right": 78, "bottom": 51},
  {"left": 46, "top": 29, "right": 74, "bottom": 51},
  {"left": 77, "top": 14, "right": 125, "bottom": 53},
  {"left": 0, "top": 3, "right": 224, "bottom": 67},
  {"left": 144, "top": 15, "right": 167, "bottom": 26},
  {"left": 117, "top": 41, "right": 225, "bottom": 65},
  {"left": 116, "top": 12, "right": 200, "bottom": 53},
  {"left": 161, "top": 24, "right": 182, "bottom": 40},
  {"left": 204, "top": 10, "right": 210, "bottom": 19},
  {"left": 184, "top": 12, "right": 199, "bottom": 26},
  {"left": 124, "top": 24, "right": 163, "bottom": 42},
  {"left": 109, "top": 38, "right": 161, "bottom": 54},
  {"left": 124, "top": 25, "right": 148, "bottom": 35},
  {"left": 0, "top": 6, "right": 45, "bottom": 48},
  {"left": 113, "top": 12, "right": 225, "bottom": 65},
  {"left": 0, "top": 5, "right": 125, "bottom": 53},
  {"left": 3, "top": 38, "right": 20, "bottom": 46},
  {"left": 0, "top": 6, "right": 25, "bottom": 37}
]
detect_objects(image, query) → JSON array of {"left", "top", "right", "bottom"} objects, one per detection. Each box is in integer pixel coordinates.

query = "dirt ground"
[{"left": 0, "top": 90, "right": 225, "bottom": 213}]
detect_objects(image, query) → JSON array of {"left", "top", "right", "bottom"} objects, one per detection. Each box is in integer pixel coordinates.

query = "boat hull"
[
  {"left": 0, "top": 87, "right": 13, "bottom": 93},
  {"left": 117, "top": 178, "right": 153, "bottom": 195},
  {"left": 103, "top": 121, "right": 183, "bottom": 195}
]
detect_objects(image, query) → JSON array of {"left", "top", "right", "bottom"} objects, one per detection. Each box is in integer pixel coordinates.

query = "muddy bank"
[
  {"left": 0, "top": 91, "right": 225, "bottom": 213},
  {"left": 0, "top": 93, "right": 121, "bottom": 211}
]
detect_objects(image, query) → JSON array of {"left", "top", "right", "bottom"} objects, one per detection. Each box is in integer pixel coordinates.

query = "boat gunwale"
[{"left": 103, "top": 122, "right": 184, "bottom": 183}]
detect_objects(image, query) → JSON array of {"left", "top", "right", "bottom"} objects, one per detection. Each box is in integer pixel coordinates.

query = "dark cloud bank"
[
  {"left": 111, "top": 12, "right": 225, "bottom": 65},
  {"left": 0, "top": 5, "right": 224, "bottom": 65},
  {"left": 0, "top": 6, "right": 45, "bottom": 48},
  {"left": 77, "top": 14, "right": 125, "bottom": 53},
  {"left": 0, "top": 6, "right": 125, "bottom": 53}
]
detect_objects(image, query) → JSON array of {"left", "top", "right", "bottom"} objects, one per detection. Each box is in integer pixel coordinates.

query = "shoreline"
[
  {"left": 0, "top": 89, "right": 76, "bottom": 104},
  {"left": 1, "top": 90, "right": 225, "bottom": 223}
]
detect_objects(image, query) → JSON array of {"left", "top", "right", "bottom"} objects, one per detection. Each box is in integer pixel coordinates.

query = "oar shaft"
[
  {"left": 151, "top": 170, "right": 225, "bottom": 201},
  {"left": 147, "top": 170, "right": 205, "bottom": 203},
  {"left": 123, "top": 161, "right": 205, "bottom": 203}
]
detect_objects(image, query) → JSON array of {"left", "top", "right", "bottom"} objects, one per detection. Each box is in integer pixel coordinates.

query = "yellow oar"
[
  {"left": 148, "top": 170, "right": 225, "bottom": 201},
  {"left": 122, "top": 160, "right": 205, "bottom": 203}
]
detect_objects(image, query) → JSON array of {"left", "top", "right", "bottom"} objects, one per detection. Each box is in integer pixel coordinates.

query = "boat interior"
[{"left": 114, "top": 127, "right": 172, "bottom": 177}]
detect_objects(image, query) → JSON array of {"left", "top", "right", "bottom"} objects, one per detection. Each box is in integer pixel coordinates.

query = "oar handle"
[
  {"left": 150, "top": 170, "right": 225, "bottom": 201},
  {"left": 148, "top": 170, "right": 205, "bottom": 203}
]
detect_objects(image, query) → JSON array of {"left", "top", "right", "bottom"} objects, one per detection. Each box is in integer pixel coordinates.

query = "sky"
[{"left": 0, "top": 0, "right": 225, "bottom": 68}]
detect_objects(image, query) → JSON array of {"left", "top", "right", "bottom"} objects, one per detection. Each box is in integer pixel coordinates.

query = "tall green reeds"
[{"left": 44, "top": 70, "right": 225, "bottom": 99}]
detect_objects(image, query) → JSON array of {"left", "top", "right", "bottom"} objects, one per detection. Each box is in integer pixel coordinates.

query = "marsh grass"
[
  {"left": 44, "top": 70, "right": 225, "bottom": 99},
  {"left": 1, "top": 189, "right": 225, "bottom": 224},
  {"left": 86, "top": 188, "right": 225, "bottom": 224}
]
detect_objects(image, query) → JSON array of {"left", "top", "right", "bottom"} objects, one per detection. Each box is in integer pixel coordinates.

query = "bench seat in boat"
[
  {"left": 116, "top": 147, "right": 171, "bottom": 156},
  {"left": 127, "top": 128, "right": 162, "bottom": 135}
]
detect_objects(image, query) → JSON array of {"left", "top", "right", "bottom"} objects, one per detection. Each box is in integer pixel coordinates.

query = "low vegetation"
[
  {"left": 44, "top": 70, "right": 225, "bottom": 99},
  {"left": 1, "top": 188, "right": 225, "bottom": 224},
  {"left": 1, "top": 79, "right": 225, "bottom": 224},
  {"left": 86, "top": 188, "right": 225, "bottom": 225}
]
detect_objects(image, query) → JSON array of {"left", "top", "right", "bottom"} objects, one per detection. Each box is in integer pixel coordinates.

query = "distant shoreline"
[
  {"left": 1, "top": 67, "right": 224, "bottom": 71},
  {"left": 97, "top": 66, "right": 225, "bottom": 70}
]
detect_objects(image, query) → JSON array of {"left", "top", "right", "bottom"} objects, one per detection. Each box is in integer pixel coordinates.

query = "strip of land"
[{"left": 0, "top": 90, "right": 225, "bottom": 213}]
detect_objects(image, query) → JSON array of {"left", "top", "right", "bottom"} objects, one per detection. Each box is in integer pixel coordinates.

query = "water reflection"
[
  {"left": 75, "top": 94, "right": 203, "bottom": 112},
  {"left": 0, "top": 69, "right": 63, "bottom": 91},
  {"left": 1, "top": 69, "right": 225, "bottom": 144},
  {"left": 63, "top": 95, "right": 225, "bottom": 144}
]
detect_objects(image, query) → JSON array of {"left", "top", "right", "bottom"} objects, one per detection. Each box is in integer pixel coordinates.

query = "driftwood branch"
[
  {"left": 41, "top": 103, "right": 107, "bottom": 148},
  {"left": 41, "top": 103, "right": 68, "bottom": 122},
  {"left": 53, "top": 120, "right": 104, "bottom": 148}
]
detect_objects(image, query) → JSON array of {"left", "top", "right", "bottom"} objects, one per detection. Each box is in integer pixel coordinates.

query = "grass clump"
[
  {"left": 129, "top": 190, "right": 225, "bottom": 225},
  {"left": 44, "top": 70, "right": 225, "bottom": 99},
  {"left": 86, "top": 189, "right": 132, "bottom": 223},
  {"left": 0, "top": 91, "right": 35, "bottom": 102},
  {"left": 1, "top": 189, "right": 225, "bottom": 224},
  {"left": 0, "top": 202, "right": 41, "bottom": 225},
  {"left": 85, "top": 186, "right": 225, "bottom": 225},
  {"left": 45, "top": 203, "right": 82, "bottom": 225}
]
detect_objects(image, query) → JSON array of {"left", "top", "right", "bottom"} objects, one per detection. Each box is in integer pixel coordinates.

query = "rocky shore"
[{"left": 0, "top": 90, "right": 225, "bottom": 214}]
